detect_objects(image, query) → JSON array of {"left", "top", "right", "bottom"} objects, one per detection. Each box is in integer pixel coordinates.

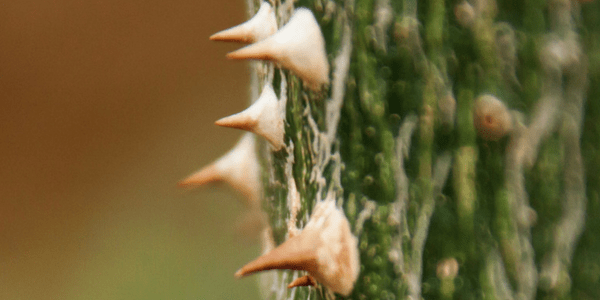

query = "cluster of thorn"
[{"left": 179, "top": 2, "right": 359, "bottom": 297}]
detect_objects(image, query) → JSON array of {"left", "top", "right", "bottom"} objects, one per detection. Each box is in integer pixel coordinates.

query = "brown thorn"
[
  {"left": 177, "top": 164, "right": 221, "bottom": 188},
  {"left": 235, "top": 234, "right": 318, "bottom": 278},
  {"left": 226, "top": 42, "right": 276, "bottom": 61},
  {"left": 287, "top": 275, "right": 317, "bottom": 289},
  {"left": 214, "top": 114, "right": 258, "bottom": 131}
]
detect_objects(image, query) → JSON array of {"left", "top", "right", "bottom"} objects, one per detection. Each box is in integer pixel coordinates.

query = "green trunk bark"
[{"left": 234, "top": 0, "right": 600, "bottom": 299}]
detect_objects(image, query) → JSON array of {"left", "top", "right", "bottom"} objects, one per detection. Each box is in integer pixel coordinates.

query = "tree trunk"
[{"left": 214, "top": 0, "right": 600, "bottom": 299}]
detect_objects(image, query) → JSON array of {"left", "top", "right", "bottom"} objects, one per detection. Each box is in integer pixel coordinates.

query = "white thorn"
[
  {"left": 215, "top": 84, "right": 285, "bottom": 150},
  {"left": 210, "top": 2, "right": 277, "bottom": 43},
  {"left": 235, "top": 198, "right": 360, "bottom": 296},
  {"left": 227, "top": 8, "right": 330, "bottom": 91},
  {"left": 178, "top": 133, "right": 261, "bottom": 208}
]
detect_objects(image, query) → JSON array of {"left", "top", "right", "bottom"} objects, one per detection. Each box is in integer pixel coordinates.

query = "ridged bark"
[{"left": 238, "top": 0, "right": 600, "bottom": 299}]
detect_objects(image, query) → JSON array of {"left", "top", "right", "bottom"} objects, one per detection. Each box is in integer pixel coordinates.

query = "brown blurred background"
[{"left": 0, "top": 0, "right": 261, "bottom": 299}]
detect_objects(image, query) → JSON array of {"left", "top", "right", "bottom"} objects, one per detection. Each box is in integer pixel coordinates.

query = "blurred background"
[{"left": 0, "top": 0, "right": 261, "bottom": 299}]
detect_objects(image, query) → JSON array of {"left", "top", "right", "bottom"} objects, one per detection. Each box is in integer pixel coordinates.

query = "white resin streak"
[{"left": 257, "top": 1, "right": 358, "bottom": 299}]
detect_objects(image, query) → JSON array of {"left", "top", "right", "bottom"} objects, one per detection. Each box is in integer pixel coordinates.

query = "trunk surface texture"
[{"left": 204, "top": 0, "right": 600, "bottom": 299}]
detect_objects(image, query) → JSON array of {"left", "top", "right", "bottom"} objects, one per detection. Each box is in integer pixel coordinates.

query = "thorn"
[
  {"left": 178, "top": 133, "right": 261, "bottom": 207},
  {"left": 215, "top": 84, "right": 285, "bottom": 150},
  {"left": 226, "top": 8, "right": 330, "bottom": 91},
  {"left": 235, "top": 200, "right": 360, "bottom": 296},
  {"left": 234, "top": 233, "right": 318, "bottom": 278},
  {"left": 177, "top": 164, "right": 220, "bottom": 187},
  {"left": 287, "top": 275, "right": 316, "bottom": 289},
  {"left": 209, "top": 2, "right": 277, "bottom": 43}
]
